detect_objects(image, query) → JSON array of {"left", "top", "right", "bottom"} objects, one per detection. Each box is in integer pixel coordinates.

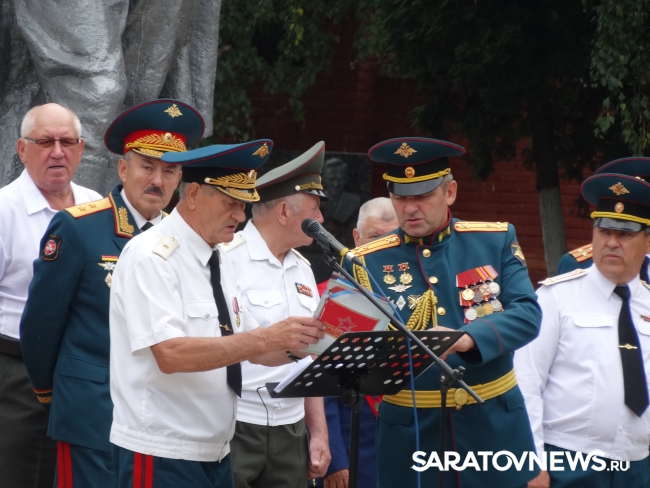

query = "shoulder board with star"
[
  {"left": 64, "top": 197, "right": 111, "bottom": 218},
  {"left": 454, "top": 221, "right": 509, "bottom": 232},
  {"left": 218, "top": 233, "right": 246, "bottom": 252},
  {"left": 291, "top": 248, "right": 311, "bottom": 266},
  {"left": 538, "top": 268, "right": 587, "bottom": 286},
  {"left": 152, "top": 235, "right": 179, "bottom": 260},
  {"left": 350, "top": 234, "right": 401, "bottom": 257},
  {"left": 568, "top": 243, "right": 593, "bottom": 262}
]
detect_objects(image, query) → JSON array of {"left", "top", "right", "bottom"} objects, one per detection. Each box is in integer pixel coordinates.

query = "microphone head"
[{"left": 301, "top": 218, "right": 321, "bottom": 234}]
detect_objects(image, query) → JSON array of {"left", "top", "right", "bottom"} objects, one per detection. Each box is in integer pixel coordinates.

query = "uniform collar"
[
  {"left": 19, "top": 169, "right": 90, "bottom": 215},
  {"left": 120, "top": 187, "right": 162, "bottom": 230},
  {"left": 402, "top": 210, "right": 453, "bottom": 246},
  {"left": 242, "top": 220, "right": 297, "bottom": 269},
  {"left": 588, "top": 263, "right": 642, "bottom": 300},
  {"left": 167, "top": 208, "right": 215, "bottom": 266}
]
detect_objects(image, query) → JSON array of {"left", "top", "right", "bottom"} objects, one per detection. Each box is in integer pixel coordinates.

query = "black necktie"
[
  {"left": 208, "top": 251, "right": 242, "bottom": 397},
  {"left": 140, "top": 222, "right": 154, "bottom": 232},
  {"left": 613, "top": 285, "right": 649, "bottom": 417}
]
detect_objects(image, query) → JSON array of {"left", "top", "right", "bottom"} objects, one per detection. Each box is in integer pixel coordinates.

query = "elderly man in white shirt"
[
  {"left": 223, "top": 141, "right": 331, "bottom": 488},
  {"left": 515, "top": 172, "right": 650, "bottom": 488},
  {"left": 109, "top": 141, "right": 325, "bottom": 488},
  {"left": 0, "top": 103, "right": 101, "bottom": 488}
]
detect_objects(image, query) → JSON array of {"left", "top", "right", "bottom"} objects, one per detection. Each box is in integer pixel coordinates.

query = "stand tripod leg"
[
  {"left": 348, "top": 395, "right": 363, "bottom": 488},
  {"left": 439, "top": 374, "right": 448, "bottom": 488}
]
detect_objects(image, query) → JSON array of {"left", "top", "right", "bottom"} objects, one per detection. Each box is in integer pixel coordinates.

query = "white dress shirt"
[
  {"left": 514, "top": 265, "right": 650, "bottom": 461},
  {"left": 120, "top": 188, "right": 162, "bottom": 230},
  {"left": 0, "top": 169, "right": 101, "bottom": 339},
  {"left": 221, "top": 221, "right": 319, "bottom": 426},
  {"left": 109, "top": 209, "right": 258, "bottom": 462}
]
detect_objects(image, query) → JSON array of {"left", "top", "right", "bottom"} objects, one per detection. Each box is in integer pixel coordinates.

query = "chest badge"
[
  {"left": 295, "top": 283, "right": 313, "bottom": 298},
  {"left": 398, "top": 262, "right": 413, "bottom": 285},
  {"left": 98, "top": 256, "right": 118, "bottom": 288},
  {"left": 233, "top": 297, "right": 241, "bottom": 327},
  {"left": 383, "top": 265, "right": 397, "bottom": 285}
]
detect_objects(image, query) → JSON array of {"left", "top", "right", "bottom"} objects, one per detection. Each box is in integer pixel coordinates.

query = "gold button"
[
  {"left": 422, "top": 249, "right": 431, "bottom": 258},
  {"left": 429, "top": 276, "right": 438, "bottom": 284},
  {"left": 437, "top": 307, "right": 446, "bottom": 316}
]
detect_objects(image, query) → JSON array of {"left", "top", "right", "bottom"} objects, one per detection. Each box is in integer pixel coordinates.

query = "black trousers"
[{"left": 0, "top": 352, "right": 56, "bottom": 488}]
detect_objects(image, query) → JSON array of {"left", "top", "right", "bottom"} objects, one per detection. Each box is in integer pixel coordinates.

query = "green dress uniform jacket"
[
  {"left": 20, "top": 186, "right": 144, "bottom": 453},
  {"left": 344, "top": 215, "right": 541, "bottom": 488}
]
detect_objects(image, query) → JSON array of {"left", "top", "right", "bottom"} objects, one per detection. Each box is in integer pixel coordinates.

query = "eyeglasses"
[{"left": 23, "top": 137, "right": 81, "bottom": 148}]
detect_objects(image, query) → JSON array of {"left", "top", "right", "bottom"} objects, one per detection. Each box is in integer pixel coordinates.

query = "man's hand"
[
  {"left": 528, "top": 470, "right": 550, "bottom": 488},
  {"left": 434, "top": 326, "right": 476, "bottom": 361},
  {"left": 308, "top": 434, "right": 331, "bottom": 478},
  {"left": 324, "top": 469, "right": 348, "bottom": 488},
  {"left": 262, "top": 316, "right": 325, "bottom": 351}
]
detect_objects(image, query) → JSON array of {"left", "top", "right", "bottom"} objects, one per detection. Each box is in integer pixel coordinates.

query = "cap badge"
[
  {"left": 252, "top": 143, "right": 270, "bottom": 158},
  {"left": 609, "top": 182, "right": 630, "bottom": 196},
  {"left": 164, "top": 104, "right": 183, "bottom": 118},
  {"left": 163, "top": 132, "right": 172, "bottom": 142},
  {"left": 615, "top": 202, "right": 625, "bottom": 213},
  {"left": 404, "top": 166, "right": 415, "bottom": 178},
  {"left": 395, "top": 142, "right": 417, "bottom": 158}
]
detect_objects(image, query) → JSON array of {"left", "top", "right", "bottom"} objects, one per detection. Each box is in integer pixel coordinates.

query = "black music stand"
[{"left": 267, "top": 329, "right": 465, "bottom": 488}]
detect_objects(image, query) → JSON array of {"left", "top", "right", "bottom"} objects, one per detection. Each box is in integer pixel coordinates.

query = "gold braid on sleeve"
[
  {"left": 352, "top": 257, "right": 373, "bottom": 292},
  {"left": 399, "top": 289, "right": 438, "bottom": 331}
]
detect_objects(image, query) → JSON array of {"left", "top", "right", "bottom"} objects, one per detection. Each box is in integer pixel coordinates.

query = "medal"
[
  {"left": 483, "top": 302, "right": 494, "bottom": 315},
  {"left": 233, "top": 297, "right": 241, "bottom": 327},
  {"left": 461, "top": 288, "right": 475, "bottom": 301},
  {"left": 472, "top": 288, "right": 483, "bottom": 303},
  {"left": 408, "top": 295, "right": 423, "bottom": 310},
  {"left": 491, "top": 299, "right": 503, "bottom": 312},
  {"left": 396, "top": 295, "right": 406, "bottom": 310},
  {"left": 479, "top": 283, "right": 491, "bottom": 297},
  {"left": 475, "top": 305, "right": 486, "bottom": 318},
  {"left": 464, "top": 308, "right": 478, "bottom": 321},
  {"left": 383, "top": 265, "right": 397, "bottom": 285},
  {"left": 488, "top": 282, "right": 500, "bottom": 295},
  {"left": 398, "top": 263, "right": 413, "bottom": 285},
  {"left": 388, "top": 283, "right": 411, "bottom": 293}
]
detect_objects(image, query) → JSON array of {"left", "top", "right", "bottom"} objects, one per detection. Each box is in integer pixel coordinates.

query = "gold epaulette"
[
  {"left": 350, "top": 234, "right": 401, "bottom": 257},
  {"left": 454, "top": 221, "right": 509, "bottom": 232},
  {"left": 65, "top": 197, "right": 111, "bottom": 218},
  {"left": 568, "top": 244, "right": 593, "bottom": 262},
  {"left": 539, "top": 268, "right": 587, "bottom": 286}
]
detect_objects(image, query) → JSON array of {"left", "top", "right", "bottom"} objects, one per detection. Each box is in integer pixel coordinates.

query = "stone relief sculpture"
[{"left": 0, "top": 0, "right": 222, "bottom": 194}]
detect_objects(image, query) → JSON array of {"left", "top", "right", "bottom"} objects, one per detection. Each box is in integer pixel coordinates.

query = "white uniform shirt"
[
  {"left": 109, "top": 209, "right": 257, "bottom": 462},
  {"left": 0, "top": 169, "right": 101, "bottom": 339},
  {"left": 221, "top": 221, "right": 319, "bottom": 426},
  {"left": 514, "top": 265, "right": 650, "bottom": 461}
]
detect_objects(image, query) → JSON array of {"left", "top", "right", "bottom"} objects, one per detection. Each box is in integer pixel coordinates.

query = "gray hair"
[
  {"left": 644, "top": 227, "right": 650, "bottom": 237},
  {"left": 251, "top": 193, "right": 306, "bottom": 218},
  {"left": 356, "top": 197, "right": 397, "bottom": 230},
  {"left": 178, "top": 182, "right": 219, "bottom": 200},
  {"left": 441, "top": 173, "right": 454, "bottom": 190},
  {"left": 20, "top": 104, "right": 82, "bottom": 138}
]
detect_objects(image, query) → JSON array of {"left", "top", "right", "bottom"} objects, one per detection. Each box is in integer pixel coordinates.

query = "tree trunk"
[{"left": 530, "top": 112, "right": 567, "bottom": 277}]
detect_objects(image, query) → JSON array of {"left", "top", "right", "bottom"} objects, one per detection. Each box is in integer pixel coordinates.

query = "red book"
[{"left": 318, "top": 298, "right": 380, "bottom": 339}]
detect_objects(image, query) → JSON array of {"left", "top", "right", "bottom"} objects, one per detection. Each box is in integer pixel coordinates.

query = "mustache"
[{"left": 143, "top": 186, "right": 164, "bottom": 196}]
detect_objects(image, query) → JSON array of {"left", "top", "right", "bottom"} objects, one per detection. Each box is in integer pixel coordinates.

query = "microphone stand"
[{"left": 321, "top": 253, "right": 484, "bottom": 488}]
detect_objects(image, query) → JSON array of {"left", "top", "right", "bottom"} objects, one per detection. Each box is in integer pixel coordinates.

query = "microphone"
[{"left": 301, "top": 218, "right": 364, "bottom": 266}]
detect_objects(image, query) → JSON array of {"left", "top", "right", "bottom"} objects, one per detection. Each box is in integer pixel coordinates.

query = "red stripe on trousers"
[
  {"left": 133, "top": 452, "right": 154, "bottom": 488},
  {"left": 144, "top": 454, "right": 154, "bottom": 488},
  {"left": 133, "top": 452, "right": 142, "bottom": 488},
  {"left": 56, "top": 441, "right": 73, "bottom": 488}
]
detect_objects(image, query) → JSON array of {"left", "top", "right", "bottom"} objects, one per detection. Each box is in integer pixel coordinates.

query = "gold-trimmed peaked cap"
[
  {"left": 368, "top": 137, "right": 465, "bottom": 196},
  {"left": 581, "top": 173, "right": 650, "bottom": 232},
  {"left": 104, "top": 99, "right": 205, "bottom": 158},
  {"left": 595, "top": 157, "right": 650, "bottom": 181},
  {"left": 255, "top": 141, "right": 328, "bottom": 202},
  {"left": 161, "top": 140, "right": 273, "bottom": 203}
]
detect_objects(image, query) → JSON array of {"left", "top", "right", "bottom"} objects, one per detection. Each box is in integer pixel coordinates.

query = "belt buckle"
[{"left": 453, "top": 389, "right": 469, "bottom": 410}]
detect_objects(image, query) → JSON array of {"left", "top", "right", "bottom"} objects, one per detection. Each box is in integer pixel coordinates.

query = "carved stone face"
[{"left": 322, "top": 159, "right": 348, "bottom": 199}]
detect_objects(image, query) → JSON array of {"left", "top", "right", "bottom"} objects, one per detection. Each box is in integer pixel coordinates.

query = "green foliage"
[
  {"left": 587, "top": 0, "right": 650, "bottom": 155},
  {"left": 209, "top": 0, "right": 356, "bottom": 142},
  {"left": 355, "top": 0, "right": 626, "bottom": 183}
]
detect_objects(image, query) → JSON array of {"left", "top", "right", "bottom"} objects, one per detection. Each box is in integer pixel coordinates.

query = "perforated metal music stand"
[{"left": 267, "top": 329, "right": 465, "bottom": 488}]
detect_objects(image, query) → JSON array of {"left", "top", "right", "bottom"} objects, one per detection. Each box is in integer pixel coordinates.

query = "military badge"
[
  {"left": 456, "top": 265, "right": 503, "bottom": 322},
  {"left": 295, "top": 283, "right": 313, "bottom": 298},
  {"left": 383, "top": 265, "right": 397, "bottom": 285},
  {"left": 511, "top": 242, "right": 526, "bottom": 266},
  {"left": 41, "top": 235, "right": 61, "bottom": 261},
  {"left": 641, "top": 315, "right": 650, "bottom": 323},
  {"left": 233, "top": 297, "right": 241, "bottom": 327},
  {"left": 164, "top": 103, "right": 183, "bottom": 118},
  {"left": 99, "top": 256, "right": 119, "bottom": 288},
  {"left": 398, "top": 262, "right": 413, "bottom": 285}
]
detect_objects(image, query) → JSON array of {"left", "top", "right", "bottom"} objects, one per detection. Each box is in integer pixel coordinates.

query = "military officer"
[
  {"left": 515, "top": 173, "right": 650, "bottom": 487},
  {"left": 558, "top": 157, "right": 650, "bottom": 280},
  {"left": 19, "top": 99, "right": 204, "bottom": 486},
  {"left": 344, "top": 137, "right": 542, "bottom": 487}
]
